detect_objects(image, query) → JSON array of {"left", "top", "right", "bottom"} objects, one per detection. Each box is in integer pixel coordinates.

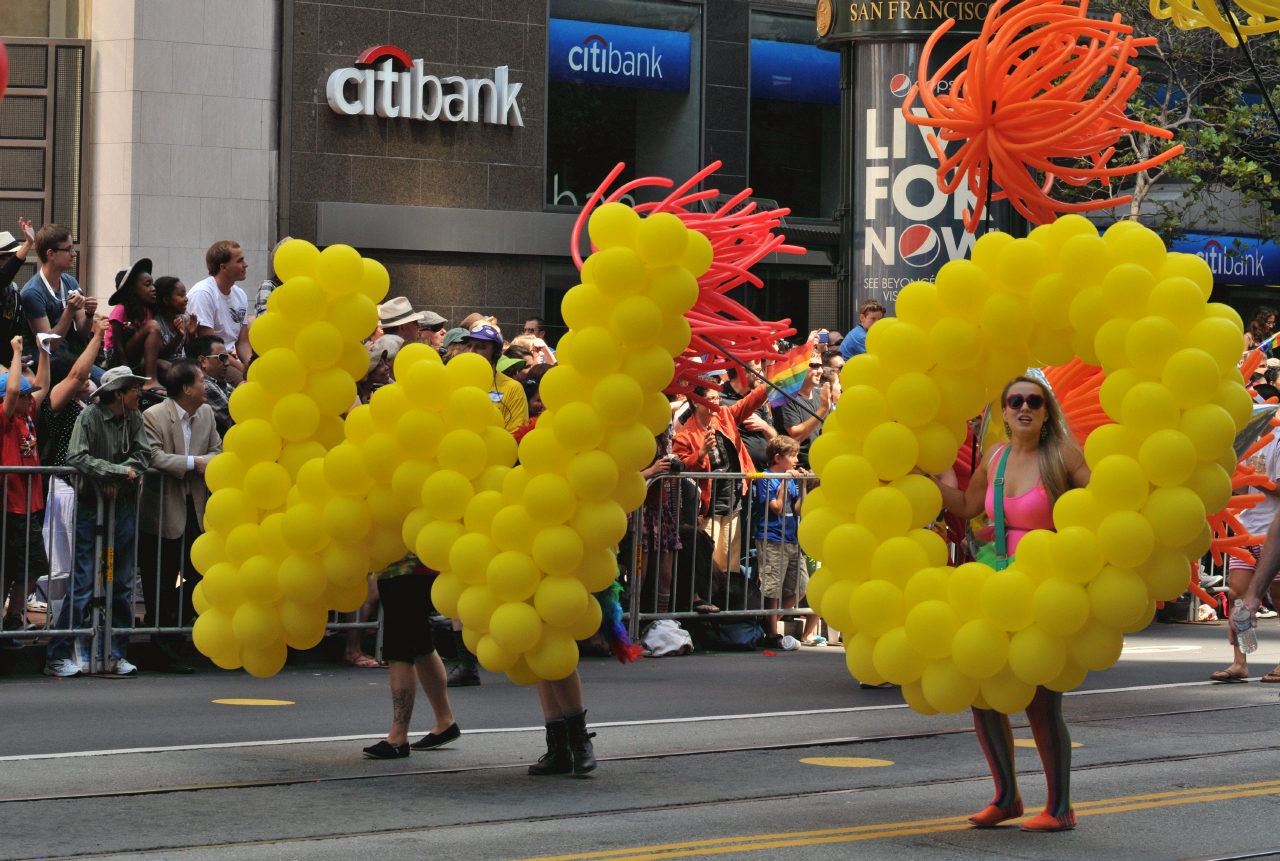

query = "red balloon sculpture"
[
  {"left": 903, "top": 0, "right": 1185, "bottom": 231},
  {"left": 0, "top": 42, "right": 9, "bottom": 104},
  {"left": 571, "top": 161, "right": 804, "bottom": 396}
]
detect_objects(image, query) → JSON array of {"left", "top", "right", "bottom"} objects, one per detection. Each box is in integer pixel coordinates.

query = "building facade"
[{"left": 5, "top": 0, "right": 1272, "bottom": 336}]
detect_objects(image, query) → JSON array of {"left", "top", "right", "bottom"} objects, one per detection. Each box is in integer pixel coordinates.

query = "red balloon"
[
  {"left": 570, "top": 161, "right": 803, "bottom": 395},
  {"left": 903, "top": 0, "right": 1184, "bottom": 230},
  {"left": 0, "top": 42, "right": 8, "bottom": 104}
]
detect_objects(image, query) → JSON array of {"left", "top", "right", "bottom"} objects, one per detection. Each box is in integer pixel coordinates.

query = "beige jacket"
[{"left": 140, "top": 399, "right": 222, "bottom": 538}]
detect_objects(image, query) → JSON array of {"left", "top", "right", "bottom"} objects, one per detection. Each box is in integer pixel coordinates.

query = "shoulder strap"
[{"left": 992, "top": 444, "right": 1012, "bottom": 569}]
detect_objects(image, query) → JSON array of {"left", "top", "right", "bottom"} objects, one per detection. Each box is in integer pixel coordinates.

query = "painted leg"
[
  {"left": 969, "top": 706, "right": 1023, "bottom": 827},
  {"left": 1021, "top": 686, "right": 1076, "bottom": 832}
]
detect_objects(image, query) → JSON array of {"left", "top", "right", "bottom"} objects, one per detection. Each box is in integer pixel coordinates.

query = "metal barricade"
[
  {"left": 3, "top": 466, "right": 383, "bottom": 671},
  {"left": 622, "top": 471, "right": 820, "bottom": 641},
  {"left": 0, "top": 466, "right": 109, "bottom": 672},
  {"left": 112, "top": 470, "right": 382, "bottom": 653}
]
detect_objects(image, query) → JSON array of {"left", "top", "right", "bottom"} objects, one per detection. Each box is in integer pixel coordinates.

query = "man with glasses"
[
  {"left": 523, "top": 316, "right": 555, "bottom": 358},
  {"left": 191, "top": 336, "right": 233, "bottom": 438},
  {"left": 21, "top": 225, "right": 100, "bottom": 380},
  {"left": 773, "top": 355, "right": 833, "bottom": 470}
]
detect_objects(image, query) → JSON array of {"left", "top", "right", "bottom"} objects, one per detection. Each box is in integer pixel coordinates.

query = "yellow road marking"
[
  {"left": 1013, "top": 738, "right": 1083, "bottom": 748},
  {"left": 799, "top": 757, "right": 894, "bottom": 768},
  {"left": 212, "top": 699, "right": 295, "bottom": 706},
  {"left": 505, "top": 779, "right": 1280, "bottom": 861}
]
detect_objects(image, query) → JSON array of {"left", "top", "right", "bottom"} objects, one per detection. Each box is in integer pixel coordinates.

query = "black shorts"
[{"left": 379, "top": 574, "right": 436, "bottom": 664}]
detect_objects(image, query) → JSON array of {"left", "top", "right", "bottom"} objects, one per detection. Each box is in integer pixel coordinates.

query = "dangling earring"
[
  {"left": 1040, "top": 424, "right": 1049, "bottom": 441},
  {"left": 1004, "top": 422, "right": 1012, "bottom": 438}
]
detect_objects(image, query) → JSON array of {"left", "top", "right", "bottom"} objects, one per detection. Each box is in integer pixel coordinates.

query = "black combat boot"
[
  {"left": 563, "top": 709, "right": 597, "bottom": 775},
  {"left": 528, "top": 718, "right": 573, "bottom": 776}
]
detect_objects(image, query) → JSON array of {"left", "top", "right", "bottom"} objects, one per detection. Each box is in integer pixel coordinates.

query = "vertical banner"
[{"left": 851, "top": 40, "right": 1014, "bottom": 315}]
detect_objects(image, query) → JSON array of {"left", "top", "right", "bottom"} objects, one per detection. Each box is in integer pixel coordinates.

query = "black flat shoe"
[
  {"left": 410, "top": 723, "right": 460, "bottom": 751},
  {"left": 362, "top": 740, "right": 410, "bottom": 759}
]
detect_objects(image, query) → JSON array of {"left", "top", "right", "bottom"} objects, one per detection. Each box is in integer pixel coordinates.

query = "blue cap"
[
  {"left": 464, "top": 322, "right": 504, "bottom": 345},
  {"left": 0, "top": 373, "right": 39, "bottom": 394}
]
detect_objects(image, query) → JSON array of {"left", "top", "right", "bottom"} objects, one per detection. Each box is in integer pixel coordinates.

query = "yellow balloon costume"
[
  {"left": 1149, "top": 0, "right": 1280, "bottom": 44},
  {"left": 191, "top": 204, "right": 705, "bottom": 680},
  {"left": 800, "top": 215, "right": 1248, "bottom": 714}
]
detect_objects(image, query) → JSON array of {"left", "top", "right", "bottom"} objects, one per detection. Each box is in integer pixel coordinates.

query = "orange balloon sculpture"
[{"left": 903, "top": 0, "right": 1185, "bottom": 231}]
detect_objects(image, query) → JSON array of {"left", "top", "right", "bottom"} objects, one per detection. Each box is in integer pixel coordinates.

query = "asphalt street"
[{"left": 3, "top": 620, "right": 1279, "bottom": 861}]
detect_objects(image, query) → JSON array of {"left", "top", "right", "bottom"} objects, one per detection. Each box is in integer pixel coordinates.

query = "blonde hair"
[
  {"left": 510, "top": 334, "right": 538, "bottom": 350},
  {"left": 999, "top": 375, "right": 1078, "bottom": 505}
]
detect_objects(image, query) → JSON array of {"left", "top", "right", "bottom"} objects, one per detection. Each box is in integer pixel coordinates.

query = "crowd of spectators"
[
  {"left": 0, "top": 220, "right": 566, "bottom": 677},
  {"left": 17, "top": 215, "right": 1272, "bottom": 679}
]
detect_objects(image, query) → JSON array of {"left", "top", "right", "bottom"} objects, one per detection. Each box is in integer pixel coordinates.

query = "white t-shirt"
[
  {"left": 187, "top": 276, "right": 248, "bottom": 346},
  {"left": 1238, "top": 434, "right": 1280, "bottom": 537}
]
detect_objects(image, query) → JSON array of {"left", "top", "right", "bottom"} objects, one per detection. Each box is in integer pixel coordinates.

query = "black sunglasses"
[{"left": 1006, "top": 394, "right": 1045, "bottom": 410}]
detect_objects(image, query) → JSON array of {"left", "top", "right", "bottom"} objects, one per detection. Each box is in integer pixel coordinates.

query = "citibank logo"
[
  {"left": 1199, "top": 239, "right": 1266, "bottom": 278},
  {"left": 326, "top": 45, "right": 523, "bottom": 126},
  {"left": 899, "top": 225, "right": 941, "bottom": 267},
  {"left": 890, "top": 74, "right": 912, "bottom": 97},
  {"left": 568, "top": 34, "right": 665, "bottom": 80}
]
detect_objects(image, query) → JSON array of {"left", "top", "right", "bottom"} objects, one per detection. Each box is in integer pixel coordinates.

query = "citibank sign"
[{"left": 326, "top": 45, "right": 523, "bottom": 126}]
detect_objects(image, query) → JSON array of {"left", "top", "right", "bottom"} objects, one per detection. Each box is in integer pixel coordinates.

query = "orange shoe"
[
  {"left": 968, "top": 799, "right": 1024, "bottom": 827},
  {"left": 1020, "top": 809, "right": 1077, "bottom": 832}
]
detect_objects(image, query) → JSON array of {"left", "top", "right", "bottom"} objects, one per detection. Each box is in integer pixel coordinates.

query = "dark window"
[
  {"left": 545, "top": 0, "right": 702, "bottom": 209},
  {"left": 748, "top": 12, "right": 840, "bottom": 219}
]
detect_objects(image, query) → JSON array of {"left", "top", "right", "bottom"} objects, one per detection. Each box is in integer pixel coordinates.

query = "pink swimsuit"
[{"left": 984, "top": 444, "right": 1055, "bottom": 554}]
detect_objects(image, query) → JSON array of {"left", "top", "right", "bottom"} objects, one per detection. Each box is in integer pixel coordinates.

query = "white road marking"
[{"left": 0, "top": 679, "right": 1225, "bottom": 762}]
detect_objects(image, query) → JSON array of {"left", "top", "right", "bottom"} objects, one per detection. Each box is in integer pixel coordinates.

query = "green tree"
[{"left": 1092, "top": 0, "right": 1280, "bottom": 240}]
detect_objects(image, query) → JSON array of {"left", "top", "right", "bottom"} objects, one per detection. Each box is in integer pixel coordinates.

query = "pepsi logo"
[
  {"left": 899, "top": 225, "right": 940, "bottom": 267},
  {"left": 890, "top": 74, "right": 912, "bottom": 97}
]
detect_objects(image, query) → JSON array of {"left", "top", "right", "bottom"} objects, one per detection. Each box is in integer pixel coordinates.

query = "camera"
[{"left": 667, "top": 454, "right": 683, "bottom": 474}]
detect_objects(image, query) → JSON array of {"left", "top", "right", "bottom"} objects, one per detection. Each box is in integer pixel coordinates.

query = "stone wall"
[
  {"left": 287, "top": 0, "right": 546, "bottom": 330},
  {"left": 85, "top": 0, "right": 278, "bottom": 298}
]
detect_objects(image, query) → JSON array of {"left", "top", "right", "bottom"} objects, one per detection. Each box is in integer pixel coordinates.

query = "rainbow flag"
[{"left": 766, "top": 341, "right": 815, "bottom": 408}]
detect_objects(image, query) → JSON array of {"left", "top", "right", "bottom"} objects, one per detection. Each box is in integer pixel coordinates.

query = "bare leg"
[
  {"left": 344, "top": 576, "right": 378, "bottom": 662},
  {"left": 414, "top": 652, "right": 455, "bottom": 733},
  {"left": 139, "top": 321, "right": 165, "bottom": 386},
  {"left": 386, "top": 662, "right": 416, "bottom": 745},
  {"left": 540, "top": 672, "right": 583, "bottom": 715},
  {"left": 1220, "top": 568, "right": 1253, "bottom": 678}
]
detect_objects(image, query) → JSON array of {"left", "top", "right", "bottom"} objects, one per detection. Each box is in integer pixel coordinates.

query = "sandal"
[
  {"left": 343, "top": 654, "right": 384, "bottom": 668},
  {"left": 692, "top": 600, "right": 720, "bottom": 614},
  {"left": 1210, "top": 669, "right": 1248, "bottom": 683},
  {"left": 802, "top": 636, "right": 827, "bottom": 647},
  {"left": 1262, "top": 672, "right": 1280, "bottom": 683}
]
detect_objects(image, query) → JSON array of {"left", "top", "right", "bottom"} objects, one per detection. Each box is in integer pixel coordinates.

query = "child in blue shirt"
[{"left": 753, "top": 436, "right": 808, "bottom": 647}]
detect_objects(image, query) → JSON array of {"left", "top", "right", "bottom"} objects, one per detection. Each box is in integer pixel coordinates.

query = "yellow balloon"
[
  {"left": 1141, "top": 486, "right": 1206, "bottom": 545},
  {"left": 1120, "top": 382, "right": 1180, "bottom": 438},
  {"left": 429, "top": 571, "right": 466, "bottom": 619},
  {"left": 854, "top": 486, "right": 913, "bottom": 541},
  {"left": 904, "top": 600, "right": 960, "bottom": 659},
  {"left": 193, "top": 608, "right": 238, "bottom": 658},
  {"left": 886, "top": 372, "right": 941, "bottom": 427},
  {"left": 273, "top": 239, "right": 321, "bottom": 281},
  {"left": 1050, "top": 526, "right": 1103, "bottom": 583},
  {"left": 921, "top": 659, "right": 980, "bottom": 713},
  {"left": 488, "top": 601, "right": 544, "bottom": 654},
  {"left": 278, "top": 553, "right": 327, "bottom": 604},
  {"left": 525, "top": 627, "right": 579, "bottom": 680},
  {"left": 861, "top": 422, "right": 919, "bottom": 481},
  {"left": 847, "top": 580, "right": 905, "bottom": 638},
  {"left": 873, "top": 627, "right": 927, "bottom": 685},
  {"left": 1179, "top": 403, "right": 1237, "bottom": 461},
  {"left": 1032, "top": 576, "right": 1091, "bottom": 636},
  {"left": 1007, "top": 625, "right": 1067, "bottom": 685},
  {"left": 1087, "top": 566, "right": 1150, "bottom": 629},
  {"left": 232, "top": 601, "right": 282, "bottom": 650},
  {"left": 205, "top": 452, "right": 247, "bottom": 493},
  {"left": 535, "top": 575, "right": 589, "bottom": 627},
  {"left": 421, "top": 469, "right": 474, "bottom": 522},
  {"left": 295, "top": 321, "right": 344, "bottom": 370},
  {"left": 531, "top": 524, "right": 584, "bottom": 575}
]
